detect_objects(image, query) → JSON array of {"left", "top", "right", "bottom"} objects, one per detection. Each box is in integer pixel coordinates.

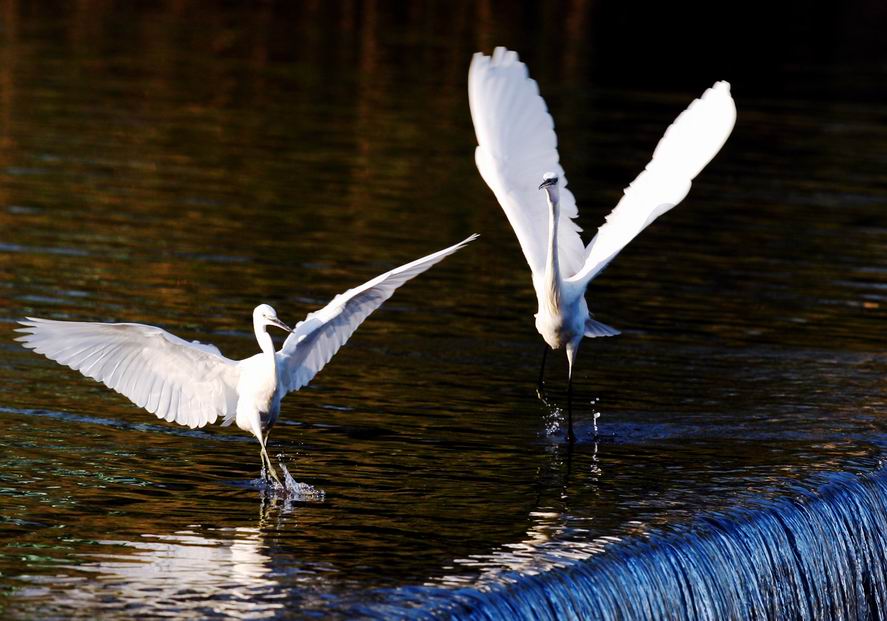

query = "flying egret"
[
  {"left": 468, "top": 47, "right": 736, "bottom": 442},
  {"left": 16, "top": 235, "right": 477, "bottom": 485}
]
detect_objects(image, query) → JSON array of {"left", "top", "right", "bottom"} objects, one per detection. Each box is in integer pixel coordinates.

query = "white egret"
[
  {"left": 16, "top": 235, "right": 477, "bottom": 485},
  {"left": 468, "top": 47, "right": 735, "bottom": 442}
]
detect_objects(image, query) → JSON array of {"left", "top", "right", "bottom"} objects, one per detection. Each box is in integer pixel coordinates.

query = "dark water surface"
[{"left": 1, "top": 2, "right": 885, "bottom": 619}]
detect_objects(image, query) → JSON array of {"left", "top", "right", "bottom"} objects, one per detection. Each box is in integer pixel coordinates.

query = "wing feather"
[
  {"left": 145, "top": 373, "right": 163, "bottom": 414},
  {"left": 16, "top": 318, "right": 241, "bottom": 429},
  {"left": 159, "top": 382, "right": 174, "bottom": 421},
  {"left": 569, "top": 81, "right": 736, "bottom": 286},
  {"left": 469, "top": 47, "right": 586, "bottom": 280},
  {"left": 277, "top": 235, "right": 477, "bottom": 394},
  {"left": 167, "top": 388, "right": 182, "bottom": 424},
  {"left": 108, "top": 346, "right": 141, "bottom": 391}
]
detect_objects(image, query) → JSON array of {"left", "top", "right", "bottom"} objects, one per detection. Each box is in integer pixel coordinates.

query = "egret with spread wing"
[
  {"left": 469, "top": 47, "right": 735, "bottom": 442},
  {"left": 17, "top": 235, "right": 477, "bottom": 484}
]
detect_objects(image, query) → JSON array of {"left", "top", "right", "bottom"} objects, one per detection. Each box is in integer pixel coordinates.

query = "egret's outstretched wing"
[
  {"left": 277, "top": 235, "right": 477, "bottom": 394},
  {"left": 469, "top": 47, "right": 586, "bottom": 280},
  {"left": 568, "top": 81, "right": 736, "bottom": 287},
  {"left": 16, "top": 319, "right": 240, "bottom": 429}
]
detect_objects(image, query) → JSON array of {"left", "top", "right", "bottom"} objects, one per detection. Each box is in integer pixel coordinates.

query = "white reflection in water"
[
  {"left": 438, "top": 508, "right": 618, "bottom": 588},
  {"left": 436, "top": 439, "right": 636, "bottom": 588},
  {"left": 74, "top": 528, "right": 283, "bottom": 619},
  {"left": 8, "top": 489, "right": 338, "bottom": 619}
]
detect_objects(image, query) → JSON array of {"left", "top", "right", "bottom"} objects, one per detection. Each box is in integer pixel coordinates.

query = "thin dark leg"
[
  {"left": 566, "top": 376, "right": 575, "bottom": 445},
  {"left": 564, "top": 435, "right": 574, "bottom": 482},
  {"left": 537, "top": 346, "right": 549, "bottom": 389}
]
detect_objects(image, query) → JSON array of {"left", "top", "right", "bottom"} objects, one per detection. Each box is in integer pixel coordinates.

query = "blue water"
[{"left": 361, "top": 466, "right": 887, "bottom": 620}]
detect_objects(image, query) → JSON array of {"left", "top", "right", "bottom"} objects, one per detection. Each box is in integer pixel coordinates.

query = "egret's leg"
[
  {"left": 263, "top": 432, "right": 285, "bottom": 485},
  {"left": 537, "top": 346, "right": 549, "bottom": 389},
  {"left": 565, "top": 342, "right": 579, "bottom": 446},
  {"left": 258, "top": 446, "right": 269, "bottom": 477},
  {"left": 567, "top": 376, "right": 576, "bottom": 445},
  {"left": 262, "top": 445, "right": 283, "bottom": 486},
  {"left": 262, "top": 432, "right": 271, "bottom": 468},
  {"left": 257, "top": 432, "right": 283, "bottom": 487},
  {"left": 259, "top": 447, "right": 269, "bottom": 478}
]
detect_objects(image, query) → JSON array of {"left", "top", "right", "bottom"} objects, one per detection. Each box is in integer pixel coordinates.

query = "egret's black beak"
[
  {"left": 269, "top": 317, "right": 293, "bottom": 333},
  {"left": 538, "top": 177, "right": 558, "bottom": 190}
]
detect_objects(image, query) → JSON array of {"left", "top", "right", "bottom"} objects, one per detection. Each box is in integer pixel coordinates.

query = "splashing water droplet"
[{"left": 278, "top": 462, "right": 325, "bottom": 502}]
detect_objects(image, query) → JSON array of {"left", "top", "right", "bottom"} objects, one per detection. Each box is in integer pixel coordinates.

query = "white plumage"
[
  {"left": 569, "top": 80, "right": 736, "bottom": 285},
  {"left": 17, "top": 235, "right": 477, "bottom": 483},
  {"left": 276, "top": 237, "right": 479, "bottom": 394},
  {"left": 469, "top": 47, "right": 587, "bottom": 287},
  {"left": 16, "top": 320, "right": 239, "bottom": 430},
  {"left": 469, "top": 47, "right": 735, "bottom": 441}
]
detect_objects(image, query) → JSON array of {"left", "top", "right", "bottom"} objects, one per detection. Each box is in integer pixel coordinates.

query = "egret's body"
[
  {"left": 468, "top": 47, "right": 736, "bottom": 441},
  {"left": 17, "top": 235, "right": 477, "bottom": 484}
]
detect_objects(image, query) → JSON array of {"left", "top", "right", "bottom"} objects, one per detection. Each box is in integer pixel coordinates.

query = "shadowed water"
[{"left": 1, "top": 2, "right": 885, "bottom": 619}]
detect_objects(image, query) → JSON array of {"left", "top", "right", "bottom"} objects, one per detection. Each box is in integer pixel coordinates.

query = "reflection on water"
[
  {"left": 437, "top": 440, "right": 609, "bottom": 588},
  {"left": 1, "top": 1, "right": 885, "bottom": 618},
  {"left": 74, "top": 529, "right": 282, "bottom": 619}
]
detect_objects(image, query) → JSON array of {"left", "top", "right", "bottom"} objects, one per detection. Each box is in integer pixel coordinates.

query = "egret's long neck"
[
  {"left": 544, "top": 190, "right": 562, "bottom": 312},
  {"left": 254, "top": 322, "right": 277, "bottom": 365}
]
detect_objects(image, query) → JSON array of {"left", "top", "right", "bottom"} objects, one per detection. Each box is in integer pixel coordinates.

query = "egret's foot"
[
  {"left": 259, "top": 443, "right": 284, "bottom": 488},
  {"left": 265, "top": 463, "right": 284, "bottom": 488}
]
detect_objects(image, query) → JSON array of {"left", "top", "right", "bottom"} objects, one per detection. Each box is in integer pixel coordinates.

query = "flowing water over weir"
[
  {"left": 1, "top": 3, "right": 886, "bottom": 619},
  {"left": 387, "top": 467, "right": 887, "bottom": 620}
]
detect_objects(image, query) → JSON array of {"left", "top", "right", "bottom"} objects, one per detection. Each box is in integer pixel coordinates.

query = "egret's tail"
[{"left": 585, "top": 319, "right": 620, "bottom": 338}]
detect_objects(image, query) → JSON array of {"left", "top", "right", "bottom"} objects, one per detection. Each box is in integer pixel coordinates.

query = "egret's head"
[
  {"left": 538, "top": 172, "right": 559, "bottom": 202},
  {"left": 253, "top": 304, "right": 292, "bottom": 333},
  {"left": 538, "top": 172, "right": 558, "bottom": 190}
]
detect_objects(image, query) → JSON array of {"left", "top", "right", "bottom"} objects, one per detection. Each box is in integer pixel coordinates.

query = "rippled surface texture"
[{"left": 1, "top": 2, "right": 885, "bottom": 619}]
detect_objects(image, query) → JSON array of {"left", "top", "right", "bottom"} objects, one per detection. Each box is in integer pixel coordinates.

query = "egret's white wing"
[
  {"left": 568, "top": 81, "right": 736, "bottom": 287},
  {"left": 277, "top": 235, "right": 477, "bottom": 394},
  {"left": 469, "top": 47, "right": 586, "bottom": 280},
  {"left": 16, "top": 319, "right": 240, "bottom": 429}
]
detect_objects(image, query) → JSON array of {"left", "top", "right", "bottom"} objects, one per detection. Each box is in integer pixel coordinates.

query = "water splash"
[
  {"left": 256, "top": 460, "right": 325, "bottom": 502},
  {"left": 591, "top": 396, "right": 601, "bottom": 436},
  {"left": 537, "top": 393, "right": 604, "bottom": 441},
  {"left": 536, "top": 390, "right": 566, "bottom": 439},
  {"left": 279, "top": 462, "right": 325, "bottom": 502}
]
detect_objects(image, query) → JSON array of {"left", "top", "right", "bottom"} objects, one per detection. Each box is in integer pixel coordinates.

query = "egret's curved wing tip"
[
  {"left": 707, "top": 81, "right": 734, "bottom": 106},
  {"left": 456, "top": 233, "right": 480, "bottom": 249},
  {"left": 14, "top": 317, "right": 39, "bottom": 332}
]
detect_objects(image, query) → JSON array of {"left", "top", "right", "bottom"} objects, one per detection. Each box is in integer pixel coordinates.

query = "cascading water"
[{"left": 360, "top": 467, "right": 887, "bottom": 620}]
